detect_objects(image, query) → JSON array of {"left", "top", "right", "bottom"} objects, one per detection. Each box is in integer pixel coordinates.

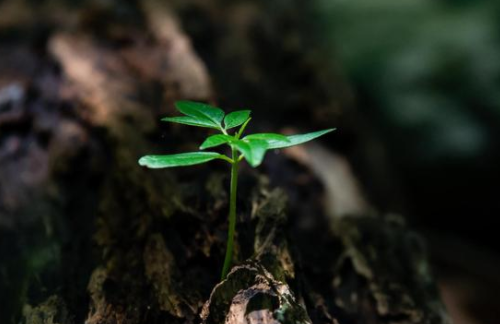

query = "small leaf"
[
  {"left": 243, "top": 133, "right": 290, "bottom": 147},
  {"left": 175, "top": 101, "right": 225, "bottom": 130},
  {"left": 224, "top": 110, "right": 251, "bottom": 129},
  {"left": 246, "top": 139, "right": 268, "bottom": 167},
  {"left": 161, "top": 116, "right": 220, "bottom": 129},
  {"left": 200, "top": 134, "right": 234, "bottom": 150},
  {"left": 139, "top": 152, "right": 222, "bottom": 168},
  {"left": 267, "top": 128, "right": 336, "bottom": 149},
  {"left": 233, "top": 139, "right": 269, "bottom": 167},
  {"left": 232, "top": 140, "right": 251, "bottom": 161}
]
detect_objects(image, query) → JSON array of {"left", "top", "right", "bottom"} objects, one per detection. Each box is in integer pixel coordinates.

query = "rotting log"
[{"left": 0, "top": 1, "right": 451, "bottom": 324}]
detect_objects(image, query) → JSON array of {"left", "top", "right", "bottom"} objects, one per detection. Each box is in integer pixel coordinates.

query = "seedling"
[{"left": 139, "top": 101, "right": 335, "bottom": 279}]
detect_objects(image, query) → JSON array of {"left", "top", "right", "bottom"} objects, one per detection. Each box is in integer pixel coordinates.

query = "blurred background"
[
  {"left": 1, "top": 0, "right": 499, "bottom": 323},
  {"left": 313, "top": 2, "right": 500, "bottom": 323}
]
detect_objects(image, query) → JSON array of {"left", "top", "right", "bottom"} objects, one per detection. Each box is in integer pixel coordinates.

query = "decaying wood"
[
  {"left": 201, "top": 262, "right": 310, "bottom": 324},
  {"left": 0, "top": 1, "right": 451, "bottom": 324}
]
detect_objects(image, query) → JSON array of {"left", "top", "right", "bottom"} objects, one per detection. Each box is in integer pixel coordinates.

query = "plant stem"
[{"left": 221, "top": 147, "right": 239, "bottom": 279}]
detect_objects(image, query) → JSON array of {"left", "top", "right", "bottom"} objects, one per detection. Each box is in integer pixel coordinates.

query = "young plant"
[{"left": 139, "top": 101, "right": 335, "bottom": 279}]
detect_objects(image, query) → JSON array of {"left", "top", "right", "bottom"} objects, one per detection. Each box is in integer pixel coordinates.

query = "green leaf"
[
  {"left": 224, "top": 110, "right": 251, "bottom": 129},
  {"left": 233, "top": 139, "right": 269, "bottom": 167},
  {"left": 267, "top": 128, "right": 336, "bottom": 149},
  {"left": 246, "top": 140, "right": 268, "bottom": 167},
  {"left": 200, "top": 134, "right": 234, "bottom": 150},
  {"left": 243, "top": 133, "right": 290, "bottom": 147},
  {"left": 174, "top": 101, "right": 225, "bottom": 130},
  {"left": 161, "top": 116, "right": 221, "bottom": 129},
  {"left": 138, "top": 152, "right": 222, "bottom": 168}
]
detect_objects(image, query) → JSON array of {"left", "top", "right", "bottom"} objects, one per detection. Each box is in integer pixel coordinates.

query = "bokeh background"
[
  {"left": 312, "top": 1, "right": 500, "bottom": 323},
  {"left": 1, "top": 0, "right": 499, "bottom": 323}
]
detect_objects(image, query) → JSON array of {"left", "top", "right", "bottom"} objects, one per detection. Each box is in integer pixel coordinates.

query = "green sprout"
[{"left": 139, "top": 101, "right": 335, "bottom": 279}]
